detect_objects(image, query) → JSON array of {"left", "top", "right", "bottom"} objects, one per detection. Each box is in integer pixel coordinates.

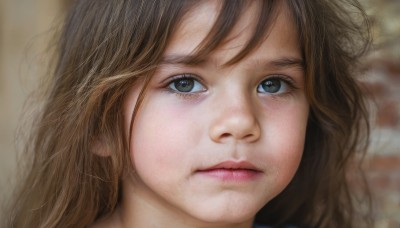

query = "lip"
[{"left": 196, "top": 161, "right": 262, "bottom": 182}]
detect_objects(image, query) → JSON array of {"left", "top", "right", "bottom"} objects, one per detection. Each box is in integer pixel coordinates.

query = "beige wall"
[{"left": 0, "top": 0, "right": 66, "bottom": 199}]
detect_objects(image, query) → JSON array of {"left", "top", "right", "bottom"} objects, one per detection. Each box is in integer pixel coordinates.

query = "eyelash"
[
  {"left": 163, "top": 73, "right": 299, "bottom": 98},
  {"left": 257, "top": 75, "right": 299, "bottom": 98},
  {"left": 164, "top": 74, "right": 206, "bottom": 98}
]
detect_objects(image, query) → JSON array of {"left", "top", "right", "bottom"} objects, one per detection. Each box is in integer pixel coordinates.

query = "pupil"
[
  {"left": 175, "top": 79, "right": 194, "bottom": 92},
  {"left": 262, "top": 79, "right": 281, "bottom": 93}
]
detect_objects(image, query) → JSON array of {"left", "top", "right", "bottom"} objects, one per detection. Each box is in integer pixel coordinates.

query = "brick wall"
[
  {"left": 363, "top": 60, "right": 400, "bottom": 226},
  {"left": 362, "top": 0, "right": 400, "bottom": 226}
]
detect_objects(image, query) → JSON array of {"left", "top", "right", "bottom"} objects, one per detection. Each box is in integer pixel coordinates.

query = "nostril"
[
  {"left": 220, "top": 133, "right": 232, "bottom": 138},
  {"left": 219, "top": 132, "right": 256, "bottom": 141}
]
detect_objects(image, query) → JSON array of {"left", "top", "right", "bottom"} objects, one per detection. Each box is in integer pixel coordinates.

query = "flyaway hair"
[{"left": 5, "top": 1, "right": 372, "bottom": 227}]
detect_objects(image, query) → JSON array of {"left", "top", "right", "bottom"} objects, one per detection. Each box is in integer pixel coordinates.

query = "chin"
[{"left": 189, "top": 202, "right": 260, "bottom": 225}]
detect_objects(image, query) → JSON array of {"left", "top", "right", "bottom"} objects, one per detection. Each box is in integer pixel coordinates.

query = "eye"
[
  {"left": 168, "top": 75, "right": 206, "bottom": 93},
  {"left": 257, "top": 77, "right": 290, "bottom": 94}
]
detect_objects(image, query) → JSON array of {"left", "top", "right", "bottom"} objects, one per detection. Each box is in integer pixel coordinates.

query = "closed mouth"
[
  {"left": 196, "top": 161, "right": 262, "bottom": 181},
  {"left": 198, "top": 160, "right": 261, "bottom": 172}
]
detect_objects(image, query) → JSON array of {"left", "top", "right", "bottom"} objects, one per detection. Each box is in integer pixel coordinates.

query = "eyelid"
[
  {"left": 162, "top": 73, "right": 205, "bottom": 86},
  {"left": 163, "top": 73, "right": 207, "bottom": 95},
  {"left": 257, "top": 74, "right": 300, "bottom": 96},
  {"left": 260, "top": 74, "right": 298, "bottom": 89}
]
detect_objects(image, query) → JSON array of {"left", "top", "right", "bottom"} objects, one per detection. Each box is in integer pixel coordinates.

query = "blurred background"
[{"left": 0, "top": 0, "right": 399, "bottom": 226}]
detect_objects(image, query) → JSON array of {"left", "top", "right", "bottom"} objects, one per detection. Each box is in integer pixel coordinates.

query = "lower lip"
[{"left": 196, "top": 169, "right": 261, "bottom": 181}]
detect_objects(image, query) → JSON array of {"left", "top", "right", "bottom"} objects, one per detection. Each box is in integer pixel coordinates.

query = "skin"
[{"left": 93, "top": 1, "right": 309, "bottom": 228}]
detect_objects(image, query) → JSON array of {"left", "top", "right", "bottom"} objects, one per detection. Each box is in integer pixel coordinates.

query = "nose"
[{"left": 209, "top": 96, "right": 261, "bottom": 144}]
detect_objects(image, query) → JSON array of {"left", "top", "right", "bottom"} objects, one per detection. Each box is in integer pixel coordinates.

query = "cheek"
[
  {"left": 262, "top": 101, "right": 308, "bottom": 185},
  {"left": 131, "top": 113, "right": 177, "bottom": 171},
  {"left": 128, "top": 96, "right": 202, "bottom": 175}
]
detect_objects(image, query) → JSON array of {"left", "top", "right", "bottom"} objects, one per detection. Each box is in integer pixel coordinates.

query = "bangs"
[{"left": 175, "top": 0, "right": 281, "bottom": 66}]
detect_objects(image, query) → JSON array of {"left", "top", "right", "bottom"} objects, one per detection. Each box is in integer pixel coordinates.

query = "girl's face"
[{"left": 122, "top": 1, "right": 308, "bottom": 227}]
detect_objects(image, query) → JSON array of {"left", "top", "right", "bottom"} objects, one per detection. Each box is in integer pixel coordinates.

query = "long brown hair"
[{"left": 5, "top": 0, "right": 372, "bottom": 227}]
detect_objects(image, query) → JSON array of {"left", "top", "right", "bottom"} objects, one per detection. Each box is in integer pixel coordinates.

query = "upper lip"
[{"left": 199, "top": 161, "right": 261, "bottom": 171}]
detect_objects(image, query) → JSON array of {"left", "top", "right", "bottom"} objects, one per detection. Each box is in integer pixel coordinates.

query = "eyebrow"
[
  {"left": 264, "top": 57, "right": 304, "bottom": 71},
  {"left": 160, "top": 54, "right": 204, "bottom": 65},
  {"left": 160, "top": 54, "right": 304, "bottom": 71}
]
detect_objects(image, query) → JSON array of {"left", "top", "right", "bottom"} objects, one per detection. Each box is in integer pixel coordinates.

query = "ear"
[{"left": 90, "top": 136, "right": 112, "bottom": 157}]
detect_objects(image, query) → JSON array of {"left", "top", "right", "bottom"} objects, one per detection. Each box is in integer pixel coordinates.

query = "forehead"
[{"left": 164, "top": 0, "right": 301, "bottom": 64}]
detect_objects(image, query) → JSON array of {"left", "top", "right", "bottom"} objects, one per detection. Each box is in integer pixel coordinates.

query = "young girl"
[{"left": 5, "top": 0, "right": 373, "bottom": 227}]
